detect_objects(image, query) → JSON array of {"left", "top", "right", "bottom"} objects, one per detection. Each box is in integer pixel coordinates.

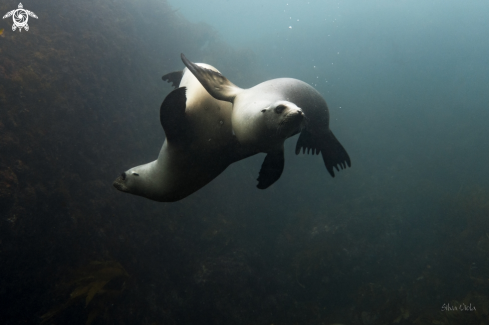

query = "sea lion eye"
[
  {"left": 274, "top": 105, "right": 286, "bottom": 114},
  {"left": 121, "top": 172, "right": 126, "bottom": 180},
  {"left": 132, "top": 172, "right": 139, "bottom": 176}
]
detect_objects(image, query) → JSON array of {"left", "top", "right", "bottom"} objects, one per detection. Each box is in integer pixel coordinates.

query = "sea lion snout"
[
  {"left": 282, "top": 107, "right": 304, "bottom": 124},
  {"left": 294, "top": 109, "right": 304, "bottom": 119},
  {"left": 275, "top": 106, "right": 304, "bottom": 139},
  {"left": 113, "top": 174, "right": 128, "bottom": 192}
]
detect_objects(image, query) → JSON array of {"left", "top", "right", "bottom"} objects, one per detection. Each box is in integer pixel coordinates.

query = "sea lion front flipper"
[
  {"left": 295, "top": 129, "right": 351, "bottom": 177},
  {"left": 256, "top": 150, "right": 285, "bottom": 189},
  {"left": 180, "top": 53, "right": 242, "bottom": 103},
  {"left": 162, "top": 71, "right": 183, "bottom": 89},
  {"left": 160, "top": 87, "right": 191, "bottom": 143}
]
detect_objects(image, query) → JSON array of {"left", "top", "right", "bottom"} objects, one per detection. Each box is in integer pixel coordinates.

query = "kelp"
[{"left": 41, "top": 260, "right": 129, "bottom": 325}]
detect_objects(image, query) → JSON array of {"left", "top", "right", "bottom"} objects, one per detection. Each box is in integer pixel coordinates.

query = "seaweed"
[{"left": 41, "top": 260, "right": 129, "bottom": 325}]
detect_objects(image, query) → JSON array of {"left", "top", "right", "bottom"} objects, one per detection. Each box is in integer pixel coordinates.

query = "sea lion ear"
[
  {"left": 256, "top": 149, "right": 285, "bottom": 189},
  {"left": 181, "top": 53, "right": 242, "bottom": 103}
]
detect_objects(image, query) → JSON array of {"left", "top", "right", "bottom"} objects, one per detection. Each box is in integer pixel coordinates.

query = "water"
[{"left": 1, "top": 0, "right": 488, "bottom": 324}]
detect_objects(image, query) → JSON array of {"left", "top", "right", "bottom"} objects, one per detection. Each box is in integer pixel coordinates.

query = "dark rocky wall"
[{"left": 0, "top": 0, "right": 261, "bottom": 323}]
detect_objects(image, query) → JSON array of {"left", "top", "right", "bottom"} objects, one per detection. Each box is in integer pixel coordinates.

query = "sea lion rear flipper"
[
  {"left": 256, "top": 150, "right": 284, "bottom": 189},
  {"left": 160, "top": 87, "right": 191, "bottom": 143},
  {"left": 180, "top": 53, "right": 242, "bottom": 102},
  {"left": 295, "top": 129, "right": 351, "bottom": 177},
  {"left": 162, "top": 71, "right": 183, "bottom": 89}
]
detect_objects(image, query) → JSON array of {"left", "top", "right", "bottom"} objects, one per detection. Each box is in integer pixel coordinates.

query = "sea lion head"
[
  {"left": 113, "top": 162, "right": 159, "bottom": 199},
  {"left": 232, "top": 99, "right": 305, "bottom": 150},
  {"left": 261, "top": 100, "right": 305, "bottom": 139},
  {"left": 113, "top": 170, "right": 139, "bottom": 193}
]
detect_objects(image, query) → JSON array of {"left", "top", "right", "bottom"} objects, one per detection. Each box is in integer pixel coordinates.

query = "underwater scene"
[{"left": 1, "top": 0, "right": 489, "bottom": 324}]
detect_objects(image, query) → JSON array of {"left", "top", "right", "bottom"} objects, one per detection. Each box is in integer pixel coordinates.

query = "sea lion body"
[
  {"left": 113, "top": 64, "right": 254, "bottom": 202},
  {"left": 232, "top": 78, "right": 328, "bottom": 150},
  {"left": 181, "top": 54, "right": 350, "bottom": 182},
  {"left": 179, "top": 65, "right": 233, "bottom": 149}
]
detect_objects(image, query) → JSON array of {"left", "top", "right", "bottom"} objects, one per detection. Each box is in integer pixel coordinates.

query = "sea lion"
[
  {"left": 180, "top": 54, "right": 351, "bottom": 187},
  {"left": 113, "top": 63, "right": 256, "bottom": 202},
  {"left": 113, "top": 55, "right": 350, "bottom": 202}
]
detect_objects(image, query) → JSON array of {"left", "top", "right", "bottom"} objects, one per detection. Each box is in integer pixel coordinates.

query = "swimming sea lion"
[
  {"left": 180, "top": 54, "right": 351, "bottom": 187},
  {"left": 113, "top": 63, "right": 256, "bottom": 202}
]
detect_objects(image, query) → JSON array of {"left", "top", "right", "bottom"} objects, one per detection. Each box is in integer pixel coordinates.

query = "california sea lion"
[
  {"left": 113, "top": 63, "right": 253, "bottom": 202},
  {"left": 113, "top": 55, "right": 350, "bottom": 202},
  {"left": 180, "top": 54, "right": 351, "bottom": 187}
]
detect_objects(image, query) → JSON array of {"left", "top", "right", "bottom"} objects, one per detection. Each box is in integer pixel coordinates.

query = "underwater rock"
[
  {"left": 0, "top": 131, "right": 19, "bottom": 151},
  {"left": 12, "top": 160, "right": 28, "bottom": 174},
  {"left": 0, "top": 168, "right": 18, "bottom": 214},
  {"left": 360, "top": 311, "right": 378, "bottom": 325},
  {"left": 19, "top": 184, "right": 37, "bottom": 207}
]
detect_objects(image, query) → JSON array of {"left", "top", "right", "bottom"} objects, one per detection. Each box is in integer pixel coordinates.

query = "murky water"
[{"left": 1, "top": 0, "right": 488, "bottom": 324}]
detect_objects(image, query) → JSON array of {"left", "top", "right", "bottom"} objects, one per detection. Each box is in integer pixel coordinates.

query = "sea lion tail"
[
  {"left": 295, "top": 130, "right": 351, "bottom": 177},
  {"left": 180, "top": 53, "right": 242, "bottom": 103}
]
